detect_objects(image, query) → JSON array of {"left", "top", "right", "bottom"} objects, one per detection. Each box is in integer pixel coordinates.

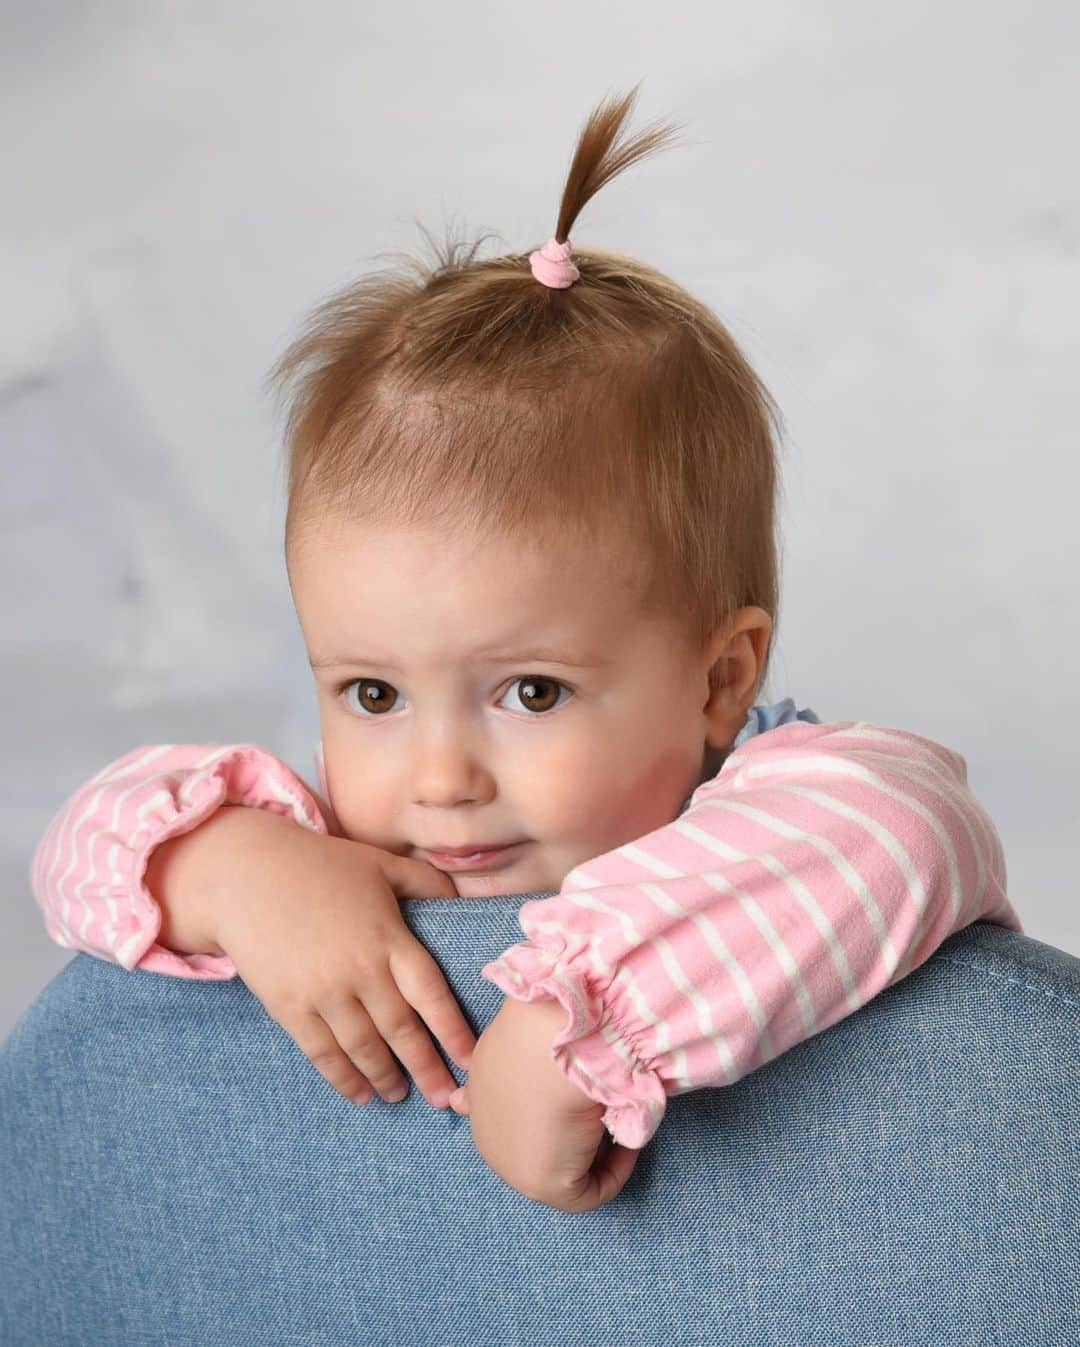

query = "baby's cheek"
[
  {"left": 575, "top": 746, "right": 696, "bottom": 853},
  {"left": 318, "top": 766, "right": 394, "bottom": 847}
]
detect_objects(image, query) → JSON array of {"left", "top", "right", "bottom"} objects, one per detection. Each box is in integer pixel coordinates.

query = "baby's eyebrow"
[
  {"left": 471, "top": 646, "right": 609, "bottom": 668},
  {"left": 309, "top": 647, "right": 609, "bottom": 671}
]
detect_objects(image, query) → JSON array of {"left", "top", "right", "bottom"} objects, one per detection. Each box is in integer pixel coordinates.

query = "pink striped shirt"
[{"left": 29, "top": 718, "right": 1022, "bottom": 1148}]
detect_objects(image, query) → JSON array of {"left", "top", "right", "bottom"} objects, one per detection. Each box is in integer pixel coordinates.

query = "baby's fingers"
[
  {"left": 361, "top": 981, "right": 461, "bottom": 1109},
  {"left": 286, "top": 1007, "right": 380, "bottom": 1107},
  {"left": 316, "top": 996, "right": 415, "bottom": 1104},
  {"left": 571, "top": 1140, "right": 640, "bottom": 1213},
  {"left": 390, "top": 942, "right": 478, "bottom": 1071}
]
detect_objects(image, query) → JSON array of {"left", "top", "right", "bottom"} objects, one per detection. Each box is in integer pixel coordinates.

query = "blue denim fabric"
[{"left": 2, "top": 907, "right": 1077, "bottom": 1345}]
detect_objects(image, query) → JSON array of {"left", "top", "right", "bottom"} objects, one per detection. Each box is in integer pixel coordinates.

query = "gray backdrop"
[{"left": 4, "top": 1, "right": 1078, "bottom": 1039}]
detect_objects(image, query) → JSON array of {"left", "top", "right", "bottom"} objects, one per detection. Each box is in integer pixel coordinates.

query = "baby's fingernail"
[
  {"left": 447, "top": 1087, "right": 465, "bottom": 1108},
  {"left": 385, "top": 1085, "right": 407, "bottom": 1102}
]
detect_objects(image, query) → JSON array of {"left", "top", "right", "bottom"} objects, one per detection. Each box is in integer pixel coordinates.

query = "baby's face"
[{"left": 288, "top": 518, "right": 738, "bottom": 897}]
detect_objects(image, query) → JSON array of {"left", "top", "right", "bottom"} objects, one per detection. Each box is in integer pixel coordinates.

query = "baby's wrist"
[
  {"left": 148, "top": 804, "right": 299, "bottom": 956},
  {"left": 146, "top": 826, "right": 224, "bottom": 956}
]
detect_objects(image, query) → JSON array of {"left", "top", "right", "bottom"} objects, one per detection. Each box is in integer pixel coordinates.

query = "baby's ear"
[{"left": 703, "top": 607, "right": 772, "bottom": 718}]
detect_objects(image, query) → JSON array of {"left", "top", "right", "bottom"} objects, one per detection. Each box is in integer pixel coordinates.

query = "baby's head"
[{"left": 270, "top": 88, "right": 781, "bottom": 896}]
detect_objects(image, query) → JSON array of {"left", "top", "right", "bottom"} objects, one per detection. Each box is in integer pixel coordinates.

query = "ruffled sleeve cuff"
[{"left": 481, "top": 941, "right": 669, "bottom": 1150}]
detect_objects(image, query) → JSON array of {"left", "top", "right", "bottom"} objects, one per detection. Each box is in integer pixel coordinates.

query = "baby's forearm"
[{"left": 146, "top": 805, "right": 308, "bottom": 956}]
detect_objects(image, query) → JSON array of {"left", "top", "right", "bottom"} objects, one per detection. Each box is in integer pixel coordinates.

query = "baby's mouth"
[{"left": 421, "top": 842, "right": 526, "bottom": 872}]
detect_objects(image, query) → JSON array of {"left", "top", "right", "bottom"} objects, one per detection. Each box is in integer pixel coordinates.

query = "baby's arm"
[
  {"left": 29, "top": 743, "right": 332, "bottom": 980},
  {"left": 29, "top": 742, "right": 472, "bottom": 1107},
  {"left": 481, "top": 719, "right": 1023, "bottom": 1150}
]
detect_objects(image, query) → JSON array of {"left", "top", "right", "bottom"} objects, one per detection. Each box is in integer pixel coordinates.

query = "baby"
[{"left": 30, "top": 87, "right": 1022, "bottom": 1212}]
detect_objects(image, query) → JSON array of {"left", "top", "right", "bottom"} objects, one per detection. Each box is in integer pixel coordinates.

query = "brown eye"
[
  {"left": 343, "top": 679, "right": 398, "bottom": 716},
  {"left": 502, "top": 676, "right": 571, "bottom": 716}
]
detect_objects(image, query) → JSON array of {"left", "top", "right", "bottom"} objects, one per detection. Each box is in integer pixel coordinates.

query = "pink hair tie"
[{"left": 529, "top": 235, "right": 580, "bottom": 289}]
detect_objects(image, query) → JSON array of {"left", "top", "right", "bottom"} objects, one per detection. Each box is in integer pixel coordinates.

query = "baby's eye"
[
  {"left": 339, "top": 679, "right": 401, "bottom": 717},
  {"left": 498, "top": 675, "right": 573, "bottom": 716}
]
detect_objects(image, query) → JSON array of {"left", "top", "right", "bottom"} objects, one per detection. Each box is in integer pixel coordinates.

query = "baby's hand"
[
  {"left": 211, "top": 819, "right": 476, "bottom": 1109},
  {"left": 449, "top": 997, "right": 640, "bottom": 1212}
]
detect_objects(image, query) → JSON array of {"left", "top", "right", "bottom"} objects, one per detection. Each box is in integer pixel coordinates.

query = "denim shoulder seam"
[{"left": 927, "top": 951, "right": 1080, "bottom": 1012}]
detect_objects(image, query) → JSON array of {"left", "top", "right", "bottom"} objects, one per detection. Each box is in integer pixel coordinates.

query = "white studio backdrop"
[{"left": 2, "top": 0, "right": 1078, "bottom": 1038}]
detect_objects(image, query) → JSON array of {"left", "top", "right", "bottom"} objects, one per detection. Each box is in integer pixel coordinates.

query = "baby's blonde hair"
[{"left": 267, "top": 85, "right": 783, "bottom": 686}]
